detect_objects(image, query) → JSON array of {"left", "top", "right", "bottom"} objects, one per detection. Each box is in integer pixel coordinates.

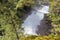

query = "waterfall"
[{"left": 22, "top": 5, "right": 49, "bottom": 35}]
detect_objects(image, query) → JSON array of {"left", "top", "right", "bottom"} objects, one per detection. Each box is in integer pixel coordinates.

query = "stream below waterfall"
[{"left": 21, "top": 5, "right": 50, "bottom": 35}]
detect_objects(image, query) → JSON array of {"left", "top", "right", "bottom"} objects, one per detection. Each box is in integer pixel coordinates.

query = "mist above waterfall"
[{"left": 22, "top": 5, "right": 49, "bottom": 35}]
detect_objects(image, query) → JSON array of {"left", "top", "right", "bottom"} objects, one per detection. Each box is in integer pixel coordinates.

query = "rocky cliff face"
[{"left": 37, "top": 15, "right": 53, "bottom": 35}]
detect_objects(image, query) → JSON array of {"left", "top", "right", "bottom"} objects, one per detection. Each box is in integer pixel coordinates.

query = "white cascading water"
[{"left": 22, "top": 5, "right": 49, "bottom": 35}]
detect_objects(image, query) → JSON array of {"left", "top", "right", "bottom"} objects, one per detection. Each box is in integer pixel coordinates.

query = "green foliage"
[
  {"left": 0, "top": 0, "right": 60, "bottom": 40},
  {"left": 0, "top": 0, "right": 35, "bottom": 40},
  {"left": 16, "top": 0, "right": 35, "bottom": 8},
  {"left": 21, "top": 34, "right": 60, "bottom": 40},
  {"left": 47, "top": 0, "right": 60, "bottom": 33}
]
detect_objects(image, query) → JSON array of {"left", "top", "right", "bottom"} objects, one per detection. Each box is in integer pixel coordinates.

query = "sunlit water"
[{"left": 22, "top": 5, "right": 49, "bottom": 35}]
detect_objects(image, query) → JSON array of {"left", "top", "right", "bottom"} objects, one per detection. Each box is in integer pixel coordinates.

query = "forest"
[{"left": 0, "top": 0, "right": 60, "bottom": 40}]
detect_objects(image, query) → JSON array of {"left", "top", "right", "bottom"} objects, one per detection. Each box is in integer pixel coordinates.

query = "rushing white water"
[{"left": 22, "top": 5, "right": 49, "bottom": 35}]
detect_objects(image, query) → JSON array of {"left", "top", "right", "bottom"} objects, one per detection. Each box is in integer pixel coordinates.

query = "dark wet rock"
[
  {"left": 16, "top": 5, "right": 31, "bottom": 20},
  {"left": 37, "top": 15, "right": 53, "bottom": 36}
]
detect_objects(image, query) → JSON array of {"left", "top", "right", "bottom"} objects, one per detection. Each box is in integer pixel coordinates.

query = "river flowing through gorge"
[{"left": 21, "top": 5, "right": 52, "bottom": 36}]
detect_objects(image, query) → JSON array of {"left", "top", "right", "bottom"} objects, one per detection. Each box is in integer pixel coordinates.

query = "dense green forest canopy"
[{"left": 0, "top": 0, "right": 60, "bottom": 40}]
